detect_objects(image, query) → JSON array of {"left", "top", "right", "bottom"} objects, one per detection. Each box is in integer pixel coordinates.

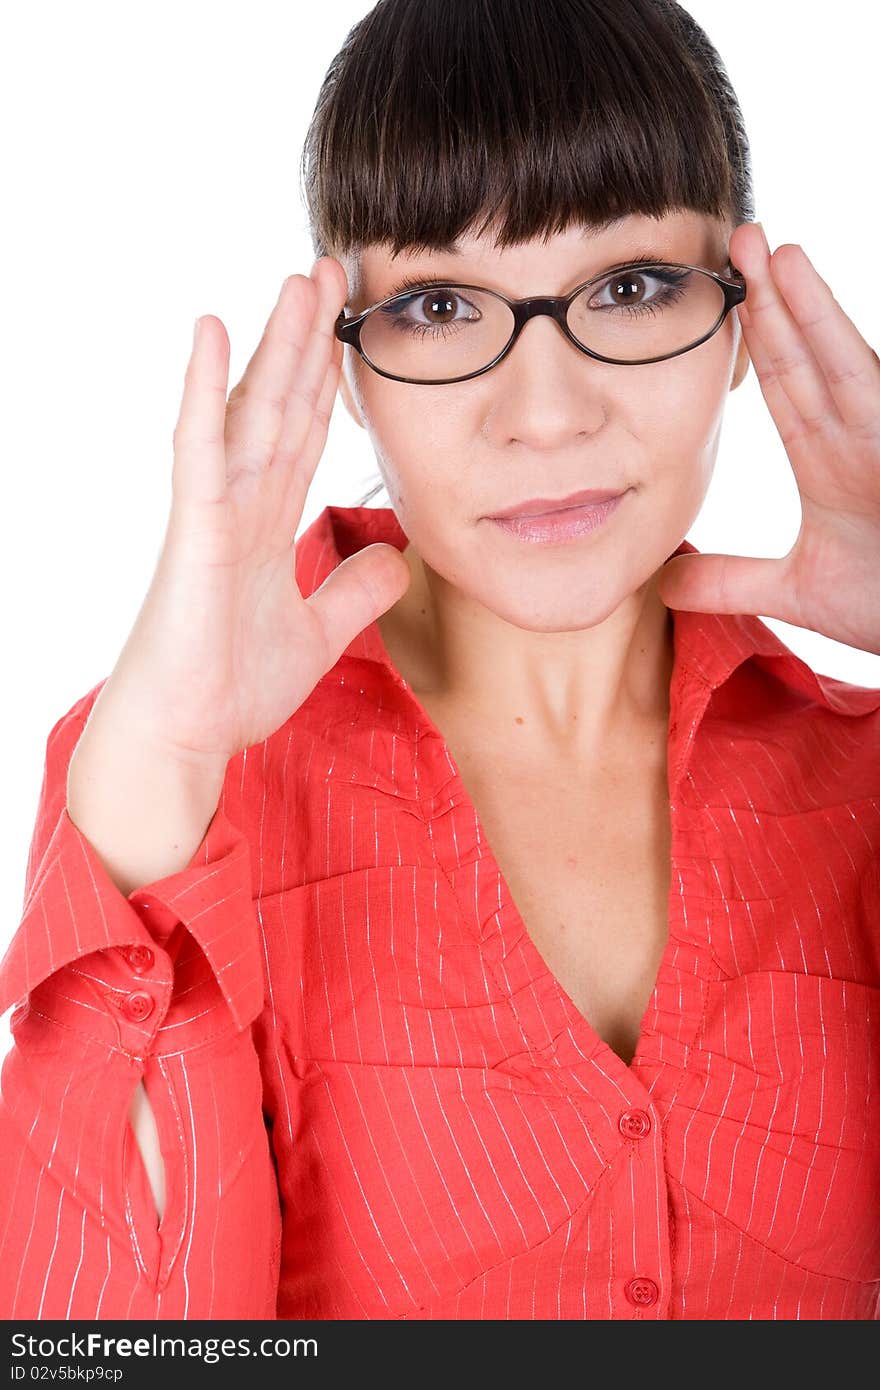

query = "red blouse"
[{"left": 1, "top": 504, "right": 879, "bottom": 1321}]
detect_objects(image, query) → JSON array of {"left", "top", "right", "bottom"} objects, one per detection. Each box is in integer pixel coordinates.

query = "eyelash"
[
  {"left": 386, "top": 273, "right": 452, "bottom": 298},
  {"left": 384, "top": 251, "right": 688, "bottom": 300}
]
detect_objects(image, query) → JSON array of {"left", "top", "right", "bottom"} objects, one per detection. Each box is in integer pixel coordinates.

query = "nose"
[
  {"left": 486, "top": 311, "right": 608, "bottom": 448},
  {"left": 499, "top": 299, "right": 602, "bottom": 374},
  {"left": 503, "top": 304, "right": 598, "bottom": 366}
]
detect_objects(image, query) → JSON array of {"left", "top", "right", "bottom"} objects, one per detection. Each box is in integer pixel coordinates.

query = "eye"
[
  {"left": 377, "top": 283, "right": 483, "bottom": 334},
  {"left": 588, "top": 265, "right": 691, "bottom": 313}
]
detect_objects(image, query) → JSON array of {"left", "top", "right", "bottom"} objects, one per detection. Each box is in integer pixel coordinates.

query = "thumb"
[
  {"left": 655, "top": 551, "right": 790, "bottom": 619},
  {"left": 306, "top": 542, "right": 412, "bottom": 659}
]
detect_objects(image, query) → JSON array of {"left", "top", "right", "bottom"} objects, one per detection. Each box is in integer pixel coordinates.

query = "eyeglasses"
[{"left": 335, "top": 260, "right": 747, "bottom": 385}]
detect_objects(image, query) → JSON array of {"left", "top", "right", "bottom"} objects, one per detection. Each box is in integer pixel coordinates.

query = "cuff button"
[
  {"left": 125, "top": 944, "right": 155, "bottom": 973},
  {"left": 121, "top": 990, "right": 155, "bottom": 1022}
]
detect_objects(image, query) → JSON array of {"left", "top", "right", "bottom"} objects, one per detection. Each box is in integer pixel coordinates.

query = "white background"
[{"left": 1, "top": 0, "right": 878, "bottom": 1052}]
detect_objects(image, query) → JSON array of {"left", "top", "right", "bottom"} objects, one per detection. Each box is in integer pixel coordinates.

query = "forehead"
[{"left": 343, "top": 209, "right": 730, "bottom": 305}]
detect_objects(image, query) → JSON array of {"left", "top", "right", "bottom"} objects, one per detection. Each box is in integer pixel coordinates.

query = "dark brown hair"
[{"left": 299, "top": 0, "right": 755, "bottom": 505}]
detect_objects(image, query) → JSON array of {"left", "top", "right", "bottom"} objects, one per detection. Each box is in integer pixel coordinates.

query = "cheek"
[
  {"left": 633, "top": 347, "right": 733, "bottom": 462},
  {"left": 355, "top": 370, "right": 467, "bottom": 513},
  {"left": 599, "top": 353, "right": 734, "bottom": 557}
]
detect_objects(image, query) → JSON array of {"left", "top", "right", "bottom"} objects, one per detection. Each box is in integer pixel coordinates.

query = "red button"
[
  {"left": 618, "top": 1108, "right": 652, "bottom": 1139},
  {"left": 625, "top": 1277, "right": 659, "bottom": 1307},
  {"left": 124, "top": 944, "right": 155, "bottom": 973},
  {"left": 121, "top": 991, "right": 155, "bottom": 1022}
]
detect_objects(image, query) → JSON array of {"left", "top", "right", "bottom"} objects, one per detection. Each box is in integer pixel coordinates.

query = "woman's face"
[{"left": 337, "top": 210, "right": 751, "bottom": 632}]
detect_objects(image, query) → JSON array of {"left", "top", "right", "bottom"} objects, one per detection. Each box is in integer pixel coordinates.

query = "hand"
[
  {"left": 90, "top": 258, "right": 411, "bottom": 769},
  {"left": 655, "top": 222, "right": 880, "bottom": 657}
]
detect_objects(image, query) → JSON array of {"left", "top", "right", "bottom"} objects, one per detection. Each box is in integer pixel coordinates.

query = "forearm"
[{"left": 0, "top": 697, "right": 279, "bottom": 1318}]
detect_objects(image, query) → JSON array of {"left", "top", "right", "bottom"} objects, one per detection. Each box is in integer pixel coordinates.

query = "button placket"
[{"left": 607, "top": 1089, "right": 669, "bottom": 1318}]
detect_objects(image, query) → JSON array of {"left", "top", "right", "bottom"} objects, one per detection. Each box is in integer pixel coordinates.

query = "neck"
[{"left": 377, "top": 543, "right": 675, "bottom": 762}]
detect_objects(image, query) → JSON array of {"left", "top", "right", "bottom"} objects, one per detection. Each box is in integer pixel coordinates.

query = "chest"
[{"left": 421, "top": 702, "right": 673, "bottom": 1068}]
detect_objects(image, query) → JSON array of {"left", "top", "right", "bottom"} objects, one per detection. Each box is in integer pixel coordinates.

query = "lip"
[
  {"left": 486, "top": 486, "right": 628, "bottom": 520},
  {"left": 487, "top": 490, "right": 629, "bottom": 545}
]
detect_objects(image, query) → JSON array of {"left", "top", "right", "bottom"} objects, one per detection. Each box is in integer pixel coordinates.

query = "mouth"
[
  {"left": 485, "top": 486, "right": 628, "bottom": 520},
  {"left": 485, "top": 489, "right": 631, "bottom": 545}
]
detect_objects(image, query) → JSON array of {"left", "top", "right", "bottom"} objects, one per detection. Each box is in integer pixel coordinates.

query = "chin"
[{"left": 478, "top": 581, "right": 634, "bottom": 634}]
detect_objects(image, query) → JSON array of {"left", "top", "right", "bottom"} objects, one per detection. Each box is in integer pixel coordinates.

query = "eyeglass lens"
[{"left": 358, "top": 265, "right": 728, "bottom": 380}]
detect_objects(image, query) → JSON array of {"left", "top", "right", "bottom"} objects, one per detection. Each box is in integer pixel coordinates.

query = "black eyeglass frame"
[{"left": 335, "top": 260, "right": 747, "bottom": 384}]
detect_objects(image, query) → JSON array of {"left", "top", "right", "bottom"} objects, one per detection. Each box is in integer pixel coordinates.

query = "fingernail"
[
  {"left": 754, "top": 221, "right": 769, "bottom": 250},
  {"left": 193, "top": 317, "right": 200, "bottom": 347}
]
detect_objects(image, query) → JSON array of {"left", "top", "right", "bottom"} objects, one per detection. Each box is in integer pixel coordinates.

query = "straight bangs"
[{"left": 300, "top": 0, "right": 755, "bottom": 262}]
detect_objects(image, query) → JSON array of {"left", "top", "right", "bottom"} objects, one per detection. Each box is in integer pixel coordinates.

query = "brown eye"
[
  {"left": 608, "top": 273, "right": 647, "bottom": 306},
  {"left": 421, "top": 291, "right": 458, "bottom": 323}
]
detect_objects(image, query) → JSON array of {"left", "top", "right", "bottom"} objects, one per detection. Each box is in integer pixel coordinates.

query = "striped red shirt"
[{"left": 1, "top": 503, "right": 879, "bottom": 1320}]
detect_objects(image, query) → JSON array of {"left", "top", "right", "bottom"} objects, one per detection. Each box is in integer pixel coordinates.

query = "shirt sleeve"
[{"left": 0, "top": 681, "right": 282, "bottom": 1318}]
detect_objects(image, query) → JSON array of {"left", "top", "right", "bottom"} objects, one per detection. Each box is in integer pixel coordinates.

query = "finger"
[
  {"left": 171, "top": 315, "right": 233, "bottom": 506},
  {"left": 736, "top": 298, "right": 812, "bottom": 451},
  {"left": 224, "top": 273, "right": 321, "bottom": 473},
  {"left": 732, "top": 224, "right": 841, "bottom": 437},
  {"left": 264, "top": 321, "right": 345, "bottom": 552},
  {"left": 270, "top": 258, "right": 347, "bottom": 474},
  {"left": 307, "top": 543, "right": 411, "bottom": 671},
  {"left": 770, "top": 243, "right": 880, "bottom": 436},
  {"left": 656, "top": 551, "right": 799, "bottom": 623},
  {"left": 282, "top": 321, "right": 344, "bottom": 504}
]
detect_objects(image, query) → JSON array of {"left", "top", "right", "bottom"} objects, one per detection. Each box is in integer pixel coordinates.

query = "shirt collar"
[{"left": 295, "top": 503, "right": 879, "bottom": 730}]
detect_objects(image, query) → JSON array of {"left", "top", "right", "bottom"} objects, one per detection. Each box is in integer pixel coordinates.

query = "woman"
[{"left": 1, "top": 0, "right": 879, "bottom": 1321}]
